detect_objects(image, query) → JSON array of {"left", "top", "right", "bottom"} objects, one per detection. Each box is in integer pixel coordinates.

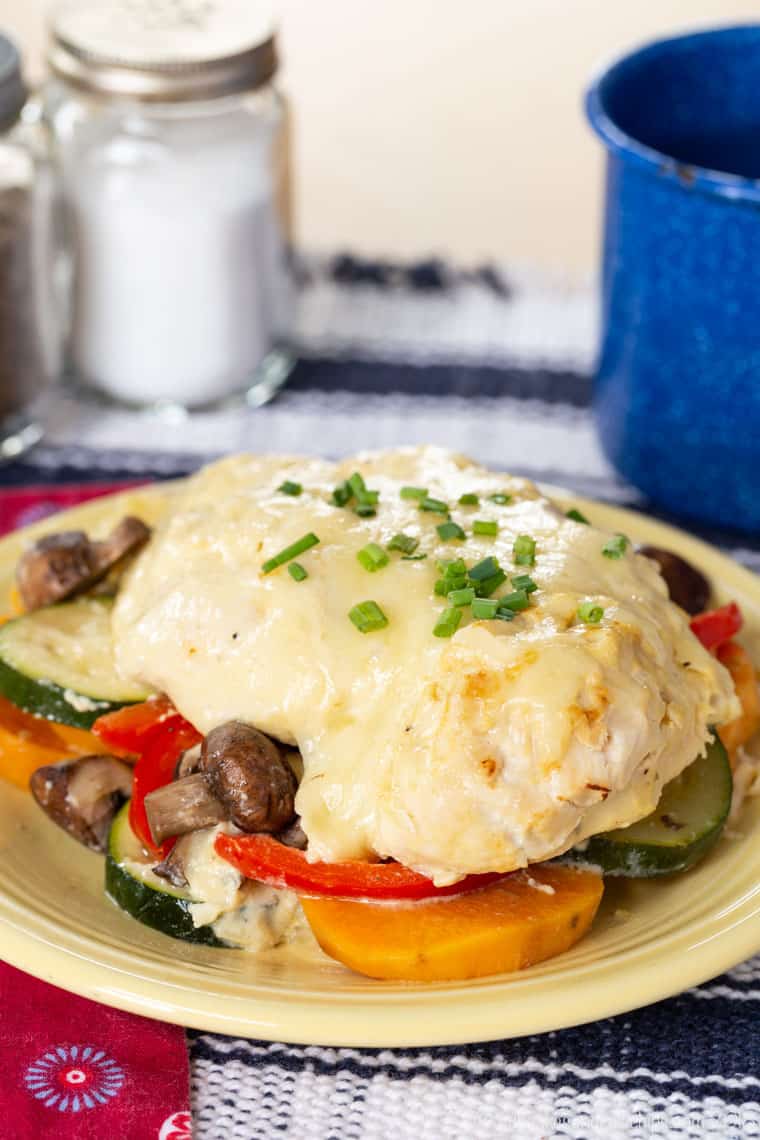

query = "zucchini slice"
[
  {"left": 0, "top": 598, "right": 152, "bottom": 729},
  {"left": 567, "top": 735, "right": 732, "bottom": 877},
  {"left": 105, "top": 803, "right": 226, "bottom": 947}
]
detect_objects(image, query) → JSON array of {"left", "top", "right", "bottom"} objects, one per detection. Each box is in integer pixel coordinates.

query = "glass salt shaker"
[
  {"left": 0, "top": 35, "right": 59, "bottom": 457},
  {"left": 45, "top": 0, "right": 294, "bottom": 411}
]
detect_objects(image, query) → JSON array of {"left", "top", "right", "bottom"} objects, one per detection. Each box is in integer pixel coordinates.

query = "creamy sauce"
[
  {"left": 180, "top": 825, "right": 244, "bottom": 925},
  {"left": 210, "top": 883, "right": 304, "bottom": 951},
  {"left": 125, "top": 825, "right": 304, "bottom": 951},
  {"left": 113, "top": 448, "right": 739, "bottom": 885},
  {"left": 183, "top": 828, "right": 303, "bottom": 950},
  {"left": 178, "top": 825, "right": 304, "bottom": 950}
]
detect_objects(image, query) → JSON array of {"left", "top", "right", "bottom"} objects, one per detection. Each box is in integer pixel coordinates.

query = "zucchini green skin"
[
  {"left": 565, "top": 735, "right": 732, "bottom": 877},
  {"left": 0, "top": 655, "right": 127, "bottom": 730},
  {"left": 105, "top": 804, "right": 227, "bottom": 947}
]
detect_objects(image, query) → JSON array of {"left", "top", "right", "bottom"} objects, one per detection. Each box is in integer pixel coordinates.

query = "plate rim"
[{"left": 1, "top": 481, "right": 759, "bottom": 1046}]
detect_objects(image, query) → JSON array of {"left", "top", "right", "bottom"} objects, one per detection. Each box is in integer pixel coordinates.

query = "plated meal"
[{"left": 1, "top": 447, "right": 758, "bottom": 985}]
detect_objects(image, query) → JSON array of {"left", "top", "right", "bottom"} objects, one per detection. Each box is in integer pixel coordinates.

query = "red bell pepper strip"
[
  {"left": 129, "top": 717, "right": 202, "bottom": 858},
  {"left": 92, "top": 694, "right": 180, "bottom": 756},
  {"left": 94, "top": 696, "right": 202, "bottom": 857},
  {"left": 215, "top": 832, "right": 504, "bottom": 901},
  {"left": 690, "top": 602, "right": 743, "bottom": 652}
]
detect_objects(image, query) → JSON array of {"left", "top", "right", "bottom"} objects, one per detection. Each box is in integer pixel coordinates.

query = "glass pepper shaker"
[{"left": 45, "top": 0, "right": 294, "bottom": 410}]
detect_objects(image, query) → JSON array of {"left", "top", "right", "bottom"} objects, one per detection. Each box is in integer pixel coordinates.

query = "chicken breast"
[{"left": 112, "top": 448, "right": 738, "bottom": 884}]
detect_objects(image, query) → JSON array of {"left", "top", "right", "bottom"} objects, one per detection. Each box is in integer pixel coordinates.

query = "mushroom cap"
[{"left": 201, "top": 722, "right": 296, "bottom": 834}]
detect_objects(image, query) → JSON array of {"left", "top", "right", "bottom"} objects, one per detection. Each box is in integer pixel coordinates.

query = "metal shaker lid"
[{"left": 49, "top": 0, "right": 278, "bottom": 102}]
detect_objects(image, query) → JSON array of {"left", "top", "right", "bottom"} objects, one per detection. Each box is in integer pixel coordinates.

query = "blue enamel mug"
[{"left": 586, "top": 26, "right": 760, "bottom": 534}]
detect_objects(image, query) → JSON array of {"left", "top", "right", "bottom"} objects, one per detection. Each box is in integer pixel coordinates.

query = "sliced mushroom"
[
  {"left": 174, "top": 743, "right": 202, "bottom": 781},
  {"left": 638, "top": 545, "right": 711, "bottom": 615},
  {"left": 17, "top": 515, "right": 151, "bottom": 611},
  {"left": 17, "top": 531, "right": 100, "bottom": 611},
  {"left": 99, "top": 516, "right": 151, "bottom": 565},
  {"left": 153, "top": 835, "right": 193, "bottom": 889},
  {"left": 277, "top": 816, "right": 307, "bottom": 850},
  {"left": 200, "top": 721, "right": 297, "bottom": 834},
  {"left": 144, "top": 772, "right": 227, "bottom": 846},
  {"left": 30, "top": 754, "right": 133, "bottom": 852}
]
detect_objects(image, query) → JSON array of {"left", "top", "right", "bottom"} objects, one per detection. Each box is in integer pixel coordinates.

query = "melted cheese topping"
[{"left": 113, "top": 448, "right": 739, "bottom": 884}]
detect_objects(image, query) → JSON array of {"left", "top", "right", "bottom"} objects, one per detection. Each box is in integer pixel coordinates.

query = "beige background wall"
[{"left": 4, "top": 1, "right": 759, "bottom": 278}]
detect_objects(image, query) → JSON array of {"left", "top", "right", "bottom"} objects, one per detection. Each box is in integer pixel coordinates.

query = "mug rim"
[{"left": 585, "top": 23, "right": 760, "bottom": 203}]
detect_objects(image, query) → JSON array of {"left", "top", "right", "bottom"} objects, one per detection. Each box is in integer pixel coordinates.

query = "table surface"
[{"left": 4, "top": 256, "right": 759, "bottom": 1140}]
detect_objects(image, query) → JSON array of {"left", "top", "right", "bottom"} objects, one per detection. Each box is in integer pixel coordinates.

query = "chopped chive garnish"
[
  {"left": 357, "top": 542, "right": 390, "bottom": 572},
  {"left": 332, "top": 472, "right": 379, "bottom": 515},
  {"left": 498, "top": 589, "right": 530, "bottom": 613},
  {"left": 278, "top": 480, "right": 302, "bottom": 496},
  {"left": 262, "top": 532, "right": 319, "bottom": 574},
  {"left": 349, "top": 600, "right": 389, "bottom": 633},
  {"left": 435, "top": 575, "right": 467, "bottom": 595},
  {"left": 495, "top": 607, "right": 515, "bottom": 622},
  {"left": 488, "top": 493, "right": 512, "bottom": 505},
  {"left": 468, "top": 556, "right": 501, "bottom": 581},
  {"left": 402, "top": 553, "right": 427, "bottom": 561},
  {"left": 472, "top": 597, "right": 499, "bottom": 619},
  {"left": 437, "top": 520, "right": 466, "bottom": 541},
  {"left": 331, "top": 481, "right": 352, "bottom": 507},
  {"left": 513, "top": 534, "right": 536, "bottom": 566},
  {"left": 387, "top": 533, "right": 419, "bottom": 555},
  {"left": 400, "top": 486, "right": 427, "bottom": 500},
  {"left": 347, "top": 473, "right": 380, "bottom": 514},
  {"left": 420, "top": 496, "right": 449, "bottom": 515},
  {"left": 472, "top": 519, "right": 498, "bottom": 536},
  {"left": 577, "top": 601, "right": 604, "bottom": 624},
  {"left": 458, "top": 493, "right": 479, "bottom": 506},
  {"left": 473, "top": 570, "right": 507, "bottom": 597},
  {"left": 438, "top": 557, "right": 467, "bottom": 579},
  {"left": 511, "top": 573, "right": 537, "bottom": 594},
  {"left": 433, "top": 607, "right": 463, "bottom": 638},
  {"left": 288, "top": 562, "right": 308, "bottom": 582},
  {"left": 448, "top": 586, "right": 476, "bottom": 607},
  {"left": 348, "top": 472, "right": 366, "bottom": 497},
  {"left": 602, "top": 533, "right": 629, "bottom": 559},
  {"left": 566, "top": 508, "right": 589, "bottom": 525}
]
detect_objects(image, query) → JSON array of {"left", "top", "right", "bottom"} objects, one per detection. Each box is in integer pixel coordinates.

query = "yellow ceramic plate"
[{"left": 0, "top": 484, "right": 759, "bottom": 1047}]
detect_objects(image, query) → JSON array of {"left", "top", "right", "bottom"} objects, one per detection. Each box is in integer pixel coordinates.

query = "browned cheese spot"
[{"left": 480, "top": 756, "right": 499, "bottom": 781}]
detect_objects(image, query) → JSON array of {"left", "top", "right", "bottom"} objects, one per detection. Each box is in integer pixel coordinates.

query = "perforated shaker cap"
[
  {"left": 0, "top": 35, "right": 27, "bottom": 130},
  {"left": 49, "top": 0, "right": 278, "bottom": 102}
]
